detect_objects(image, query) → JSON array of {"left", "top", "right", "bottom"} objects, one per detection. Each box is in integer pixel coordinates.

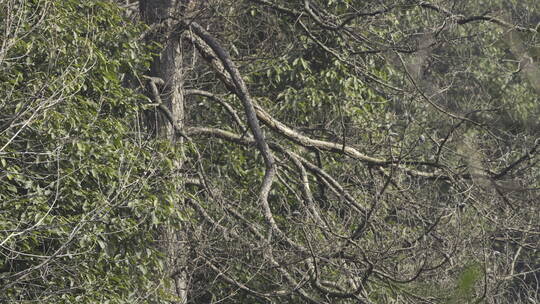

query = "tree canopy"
[{"left": 1, "top": 0, "right": 539, "bottom": 303}]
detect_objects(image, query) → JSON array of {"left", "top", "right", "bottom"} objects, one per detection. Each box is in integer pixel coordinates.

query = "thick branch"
[
  {"left": 184, "top": 21, "right": 278, "bottom": 239},
  {"left": 186, "top": 127, "right": 368, "bottom": 214}
]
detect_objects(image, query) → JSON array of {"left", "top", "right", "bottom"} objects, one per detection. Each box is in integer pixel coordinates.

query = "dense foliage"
[
  {"left": 1, "top": 1, "right": 180, "bottom": 302},
  {"left": 1, "top": 0, "right": 539, "bottom": 303}
]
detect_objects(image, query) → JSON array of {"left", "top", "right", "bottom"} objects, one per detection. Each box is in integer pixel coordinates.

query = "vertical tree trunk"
[
  {"left": 140, "top": 0, "right": 184, "bottom": 139},
  {"left": 140, "top": 1, "right": 187, "bottom": 302}
]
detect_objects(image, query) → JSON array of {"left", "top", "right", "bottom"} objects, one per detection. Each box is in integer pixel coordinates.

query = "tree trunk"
[{"left": 140, "top": 1, "right": 187, "bottom": 303}]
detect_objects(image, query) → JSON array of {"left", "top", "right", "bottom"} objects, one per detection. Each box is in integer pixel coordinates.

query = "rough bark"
[{"left": 140, "top": 1, "right": 187, "bottom": 302}]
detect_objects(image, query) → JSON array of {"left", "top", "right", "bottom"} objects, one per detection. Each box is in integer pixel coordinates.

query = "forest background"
[{"left": 1, "top": 0, "right": 539, "bottom": 303}]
